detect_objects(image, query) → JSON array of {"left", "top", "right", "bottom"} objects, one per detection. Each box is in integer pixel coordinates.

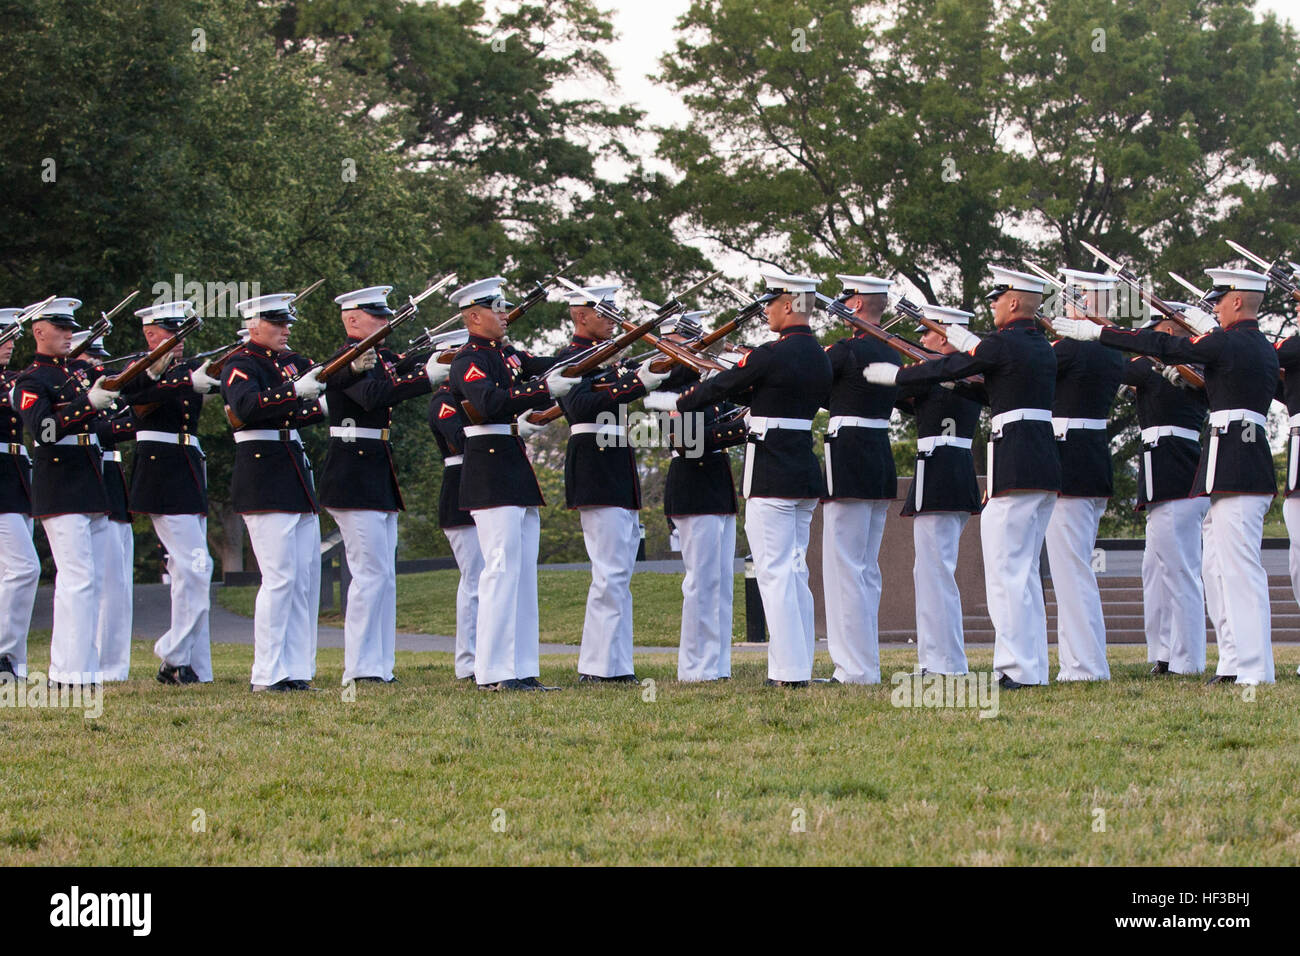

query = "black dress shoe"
[
  {"left": 520, "top": 677, "right": 562, "bottom": 691},
  {"left": 1150, "top": 661, "right": 1170, "bottom": 675},
  {"left": 765, "top": 678, "right": 810, "bottom": 688},
  {"left": 997, "top": 674, "right": 1028, "bottom": 691},
  {"left": 156, "top": 663, "right": 184, "bottom": 686},
  {"left": 456, "top": 674, "right": 476, "bottom": 683},
  {"left": 178, "top": 665, "right": 201, "bottom": 684},
  {"left": 0, "top": 654, "right": 16, "bottom": 677},
  {"left": 478, "top": 678, "right": 538, "bottom": 692},
  {"left": 353, "top": 676, "right": 385, "bottom": 684},
  {"left": 250, "top": 680, "right": 291, "bottom": 693},
  {"left": 1206, "top": 674, "right": 1237, "bottom": 685},
  {"left": 383, "top": 676, "right": 399, "bottom": 684}
]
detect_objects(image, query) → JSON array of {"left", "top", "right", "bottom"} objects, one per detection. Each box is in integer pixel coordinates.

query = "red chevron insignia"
[
  {"left": 463, "top": 363, "right": 486, "bottom": 382},
  {"left": 226, "top": 368, "right": 248, "bottom": 386},
  {"left": 438, "top": 402, "right": 457, "bottom": 419},
  {"left": 19, "top": 390, "right": 36, "bottom": 411}
]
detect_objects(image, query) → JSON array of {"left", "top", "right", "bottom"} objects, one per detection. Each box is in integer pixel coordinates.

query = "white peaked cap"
[
  {"left": 69, "top": 329, "right": 107, "bottom": 352},
  {"left": 561, "top": 284, "right": 621, "bottom": 306},
  {"left": 134, "top": 300, "right": 193, "bottom": 325},
  {"left": 1059, "top": 268, "right": 1118, "bottom": 291},
  {"left": 451, "top": 276, "right": 507, "bottom": 309},
  {"left": 334, "top": 286, "right": 394, "bottom": 312},
  {"left": 235, "top": 293, "right": 298, "bottom": 320},
  {"left": 31, "top": 297, "right": 82, "bottom": 319},
  {"left": 0, "top": 308, "right": 22, "bottom": 326},
  {"left": 759, "top": 265, "right": 820, "bottom": 295},
  {"left": 836, "top": 274, "right": 891, "bottom": 296},
  {"left": 920, "top": 303, "right": 974, "bottom": 326},
  {"left": 985, "top": 266, "right": 1046, "bottom": 299},
  {"left": 432, "top": 328, "right": 469, "bottom": 350},
  {"left": 1204, "top": 267, "right": 1269, "bottom": 293}
]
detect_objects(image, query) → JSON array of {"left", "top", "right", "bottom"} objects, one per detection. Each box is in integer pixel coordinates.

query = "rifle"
[
  {"left": 1225, "top": 240, "right": 1300, "bottom": 305},
  {"left": 1079, "top": 240, "right": 1204, "bottom": 337},
  {"left": 638, "top": 283, "right": 766, "bottom": 374},
  {"left": 0, "top": 295, "right": 57, "bottom": 349},
  {"left": 1023, "top": 259, "right": 1205, "bottom": 389},
  {"left": 504, "top": 260, "right": 578, "bottom": 326},
  {"left": 553, "top": 271, "right": 725, "bottom": 376},
  {"left": 308, "top": 273, "right": 457, "bottom": 382},
  {"left": 103, "top": 313, "right": 202, "bottom": 391}
]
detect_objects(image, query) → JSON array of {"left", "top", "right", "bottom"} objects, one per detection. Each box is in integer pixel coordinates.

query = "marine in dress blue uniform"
[
  {"left": 552, "top": 283, "right": 671, "bottom": 683},
  {"left": 318, "top": 285, "right": 445, "bottom": 684},
  {"left": 448, "top": 276, "right": 578, "bottom": 691},
  {"left": 1274, "top": 292, "right": 1300, "bottom": 677},
  {"left": 220, "top": 293, "right": 328, "bottom": 692},
  {"left": 0, "top": 309, "right": 40, "bottom": 680},
  {"left": 895, "top": 304, "right": 984, "bottom": 676},
  {"left": 119, "top": 300, "right": 220, "bottom": 685},
  {"left": 1044, "top": 269, "right": 1126, "bottom": 682},
  {"left": 70, "top": 330, "right": 137, "bottom": 682},
  {"left": 677, "top": 267, "right": 833, "bottom": 686},
  {"left": 427, "top": 328, "right": 481, "bottom": 681},
  {"left": 1121, "top": 307, "right": 1209, "bottom": 675},
  {"left": 644, "top": 313, "right": 746, "bottom": 682},
  {"left": 821, "top": 274, "right": 898, "bottom": 685},
  {"left": 12, "top": 298, "right": 120, "bottom": 685},
  {"left": 866, "top": 266, "right": 1059, "bottom": 689},
  {"left": 1054, "top": 267, "right": 1277, "bottom": 685}
]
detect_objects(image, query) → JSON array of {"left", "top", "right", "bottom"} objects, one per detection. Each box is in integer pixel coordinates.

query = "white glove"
[
  {"left": 88, "top": 377, "right": 120, "bottom": 411},
  {"left": 317, "top": 395, "right": 329, "bottom": 416},
  {"left": 190, "top": 360, "right": 219, "bottom": 394},
  {"left": 516, "top": 411, "right": 548, "bottom": 439},
  {"left": 1160, "top": 364, "right": 1189, "bottom": 388},
  {"left": 862, "top": 363, "right": 899, "bottom": 386},
  {"left": 350, "top": 348, "right": 378, "bottom": 374},
  {"left": 294, "top": 368, "right": 326, "bottom": 400},
  {"left": 1179, "top": 306, "right": 1218, "bottom": 335},
  {"left": 544, "top": 365, "right": 582, "bottom": 399},
  {"left": 944, "top": 323, "right": 981, "bottom": 352},
  {"left": 1051, "top": 317, "right": 1102, "bottom": 341},
  {"left": 636, "top": 358, "right": 672, "bottom": 392},
  {"left": 425, "top": 352, "right": 450, "bottom": 387}
]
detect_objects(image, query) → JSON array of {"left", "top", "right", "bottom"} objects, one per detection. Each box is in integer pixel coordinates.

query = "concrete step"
[
  {"left": 885, "top": 627, "right": 1300, "bottom": 645},
  {"left": 1041, "top": 586, "right": 1300, "bottom": 603}
]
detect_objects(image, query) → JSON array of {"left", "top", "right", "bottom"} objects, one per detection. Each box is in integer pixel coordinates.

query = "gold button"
[
  {"left": 53, "top": 457, "right": 59, "bottom": 462},
  {"left": 489, "top": 448, "right": 495, "bottom": 454},
  {"left": 151, "top": 455, "right": 156, "bottom": 460},
  {"left": 254, "top": 453, "right": 261, "bottom": 459}
]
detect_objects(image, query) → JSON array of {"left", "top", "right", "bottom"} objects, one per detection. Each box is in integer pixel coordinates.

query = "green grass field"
[
  {"left": 217, "top": 569, "right": 749, "bottom": 646},
  {"left": 4, "top": 634, "right": 1299, "bottom": 865}
]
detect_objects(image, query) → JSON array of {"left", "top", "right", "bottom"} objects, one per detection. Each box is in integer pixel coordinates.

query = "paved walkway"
[{"left": 29, "top": 583, "right": 809, "bottom": 656}]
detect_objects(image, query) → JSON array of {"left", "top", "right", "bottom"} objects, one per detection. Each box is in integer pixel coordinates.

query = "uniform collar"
[
  {"left": 570, "top": 334, "right": 598, "bottom": 348},
  {"left": 244, "top": 342, "right": 278, "bottom": 360},
  {"left": 780, "top": 324, "right": 812, "bottom": 338},
  {"left": 468, "top": 334, "right": 502, "bottom": 349},
  {"left": 33, "top": 352, "right": 66, "bottom": 366},
  {"left": 1000, "top": 318, "right": 1038, "bottom": 332},
  {"left": 1224, "top": 318, "right": 1259, "bottom": 331}
]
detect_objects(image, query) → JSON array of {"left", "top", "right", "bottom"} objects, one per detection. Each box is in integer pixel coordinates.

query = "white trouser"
[
  {"left": 1202, "top": 495, "right": 1273, "bottom": 684},
  {"left": 822, "top": 499, "right": 888, "bottom": 683},
  {"left": 445, "top": 524, "right": 484, "bottom": 680},
  {"left": 96, "top": 519, "right": 135, "bottom": 681},
  {"left": 913, "top": 512, "right": 970, "bottom": 675},
  {"left": 41, "top": 513, "right": 110, "bottom": 684},
  {"left": 328, "top": 509, "right": 398, "bottom": 684},
  {"left": 676, "top": 513, "right": 736, "bottom": 681},
  {"left": 471, "top": 505, "right": 540, "bottom": 685},
  {"left": 1045, "top": 496, "right": 1110, "bottom": 681},
  {"left": 577, "top": 507, "right": 640, "bottom": 677},
  {"left": 244, "top": 512, "right": 321, "bottom": 686},
  {"left": 745, "top": 497, "right": 817, "bottom": 682},
  {"left": 1142, "top": 498, "right": 1209, "bottom": 674},
  {"left": 981, "top": 491, "right": 1055, "bottom": 686},
  {"left": 1286, "top": 497, "right": 1300, "bottom": 676},
  {"left": 0, "top": 513, "right": 40, "bottom": 678},
  {"left": 149, "top": 514, "right": 213, "bottom": 682}
]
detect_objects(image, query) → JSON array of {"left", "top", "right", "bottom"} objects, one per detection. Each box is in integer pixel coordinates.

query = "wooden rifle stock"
[
  {"left": 1056, "top": 291, "right": 1205, "bottom": 389},
  {"left": 103, "top": 316, "right": 201, "bottom": 390},
  {"left": 67, "top": 318, "right": 111, "bottom": 362}
]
